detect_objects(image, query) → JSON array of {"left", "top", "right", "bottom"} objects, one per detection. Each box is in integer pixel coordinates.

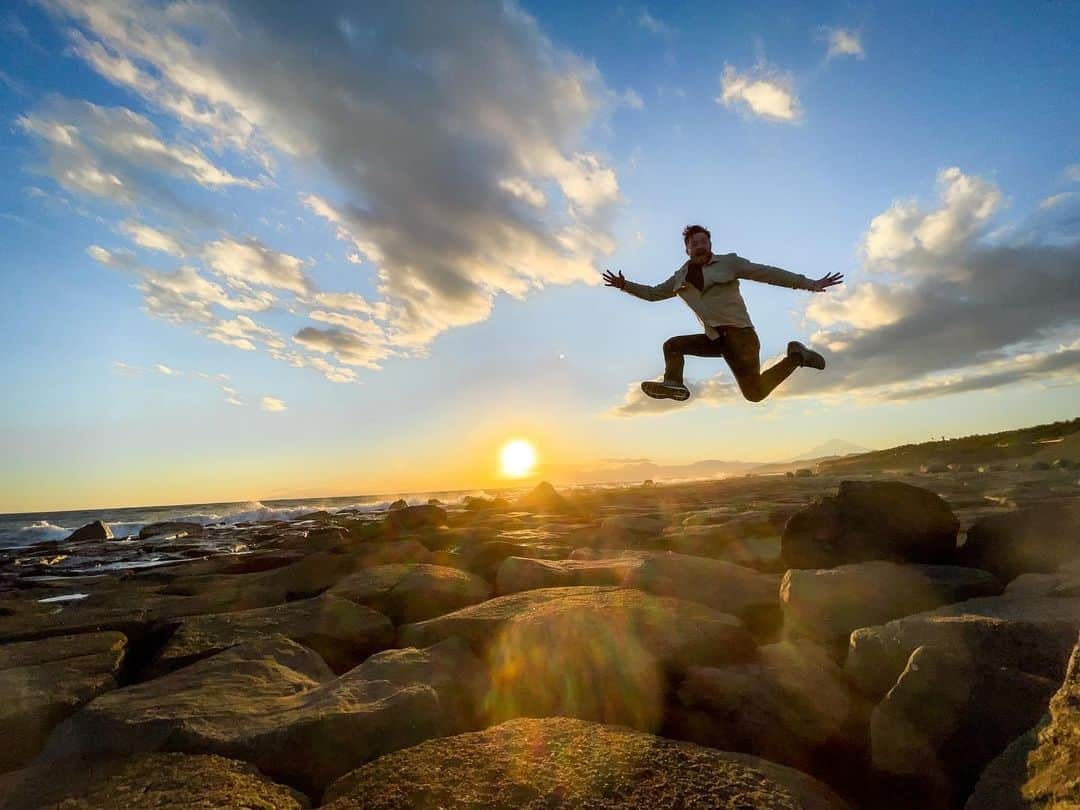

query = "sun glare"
[{"left": 500, "top": 439, "right": 537, "bottom": 478}]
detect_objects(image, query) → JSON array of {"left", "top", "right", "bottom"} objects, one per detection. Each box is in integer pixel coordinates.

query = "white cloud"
[
  {"left": 622, "top": 88, "right": 645, "bottom": 110},
  {"left": 1064, "top": 164, "right": 1080, "bottom": 183},
  {"left": 1040, "top": 191, "right": 1076, "bottom": 210},
  {"left": 826, "top": 28, "right": 864, "bottom": 59},
  {"left": 261, "top": 396, "right": 287, "bottom": 412},
  {"left": 154, "top": 363, "right": 178, "bottom": 375},
  {"left": 119, "top": 220, "right": 185, "bottom": 256},
  {"left": 203, "top": 237, "right": 312, "bottom": 294},
  {"left": 17, "top": 97, "right": 260, "bottom": 210},
  {"left": 111, "top": 359, "right": 140, "bottom": 376},
  {"left": 717, "top": 65, "right": 802, "bottom": 123},
  {"left": 862, "top": 167, "right": 1003, "bottom": 271},
  {"left": 48, "top": 0, "right": 620, "bottom": 356},
  {"left": 638, "top": 9, "right": 672, "bottom": 36}
]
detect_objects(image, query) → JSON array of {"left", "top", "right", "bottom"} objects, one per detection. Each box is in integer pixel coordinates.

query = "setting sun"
[{"left": 499, "top": 439, "right": 538, "bottom": 478}]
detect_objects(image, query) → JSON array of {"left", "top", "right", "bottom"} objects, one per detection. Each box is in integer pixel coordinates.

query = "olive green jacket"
[{"left": 620, "top": 252, "right": 814, "bottom": 336}]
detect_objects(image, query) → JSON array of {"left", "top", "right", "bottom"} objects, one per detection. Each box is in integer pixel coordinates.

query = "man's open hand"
[
  {"left": 603, "top": 269, "right": 626, "bottom": 289},
  {"left": 810, "top": 272, "right": 844, "bottom": 292}
]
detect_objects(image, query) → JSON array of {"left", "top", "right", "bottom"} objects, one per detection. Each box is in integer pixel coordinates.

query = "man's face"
[{"left": 685, "top": 232, "right": 711, "bottom": 262}]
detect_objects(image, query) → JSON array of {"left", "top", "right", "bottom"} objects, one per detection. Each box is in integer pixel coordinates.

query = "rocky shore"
[{"left": 0, "top": 467, "right": 1077, "bottom": 808}]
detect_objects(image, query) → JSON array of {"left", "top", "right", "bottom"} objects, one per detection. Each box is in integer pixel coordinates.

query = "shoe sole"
[
  {"left": 788, "top": 342, "right": 826, "bottom": 370},
  {"left": 641, "top": 381, "right": 691, "bottom": 401}
]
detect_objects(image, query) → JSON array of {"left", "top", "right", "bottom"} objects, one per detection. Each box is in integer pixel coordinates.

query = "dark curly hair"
[{"left": 682, "top": 224, "right": 711, "bottom": 244}]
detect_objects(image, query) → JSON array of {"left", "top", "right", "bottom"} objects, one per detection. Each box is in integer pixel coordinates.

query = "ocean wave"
[
  {"left": 0, "top": 488, "right": 516, "bottom": 550},
  {"left": 2, "top": 520, "right": 72, "bottom": 546}
]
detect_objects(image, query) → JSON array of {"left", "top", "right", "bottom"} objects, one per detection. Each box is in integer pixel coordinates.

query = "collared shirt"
[{"left": 620, "top": 252, "right": 814, "bottom": 337}]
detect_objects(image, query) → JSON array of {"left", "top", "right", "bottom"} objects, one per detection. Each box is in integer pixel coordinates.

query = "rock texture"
[
  {"left": 327, "top": 564, "right": 491, "bottom": 624},
  {"left": 966, "top": 633, "right": 1080, "bottom": 809},
  {"left": 846, "top": 594, "right": 1080, "bottom": 700},
  {"left": 2, "top": 752, "right": 309, "bottom": 810},
  {"left": 780, "top": 562, "right": 1000, "bottom": 645},
  {"left": 321, "top": 717, "right": 851, "bottom": 809},
  {"left": 0, "top": 631, "right": 127, "bottom": 771},
  {"left": 148, "top": 594, "right": 393, "bottom": 675},
  {"left": 38, "top": 635, "right": 444, "bottom": 795}
]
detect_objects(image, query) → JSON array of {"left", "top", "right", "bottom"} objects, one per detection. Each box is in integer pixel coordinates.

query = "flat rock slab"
[
  {"left": 327, "top": 564, "right": 491, "bottom": 624},
  {"left": 38, "top": 635, "right": 443, "bottom": 795},
  {"left": 321, "top": 716, "right": 851, "bottom": 809},
  {"left": 149, "top": 594, "right": 393, "bottom": 675},
  {"left": 0, "top": 631, "right": 127, "bottom": 771},
  {"left": 494, "top": 556, "right": 640, "bottom": 595},
  {"left": 846, "top": 595, "right": 1080, "bottom": 700},
  {"left": 403, "top": 586, "right": 754, "bottom": 730},
  {"left": 2, "top": 752, "right": 309, "bottom": 810},
  {"left": 780, "top": 562, "right": 1001, "bottom": 644},
  {"left": 623, "top": 552, "right": 782, "bottom": 633},
  {"left": 966, "top": 632, "right": 1080, "bottom": 809}
]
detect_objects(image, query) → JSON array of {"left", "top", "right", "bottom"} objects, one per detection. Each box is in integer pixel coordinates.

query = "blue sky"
[{"left": 1, "top": 0, "right": 1077, "bottom": 512}]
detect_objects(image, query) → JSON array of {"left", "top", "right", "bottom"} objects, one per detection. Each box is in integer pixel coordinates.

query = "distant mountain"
[{"left": 786, "top": 439, "right": 872, "bottom": 463}]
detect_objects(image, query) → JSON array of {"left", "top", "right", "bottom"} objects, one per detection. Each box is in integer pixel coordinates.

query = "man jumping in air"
[{"left": 603, "top": 224, "right": 843, "bottom": 403}]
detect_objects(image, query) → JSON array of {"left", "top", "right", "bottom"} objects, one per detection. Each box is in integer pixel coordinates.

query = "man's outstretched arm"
[
  {"left": 733, "top": 256, "right": 844, "bottom": 292},
  {"left": 603, "top": 268, "right": 679, "bottom": 301}
]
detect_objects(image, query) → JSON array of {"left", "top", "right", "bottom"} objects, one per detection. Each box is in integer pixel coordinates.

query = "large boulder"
[
  {"left": 593, "top": 514, "right": 670, "bottom": 548},
  {"left": 958, "top": 502, "right": 1080, "bottom": 583},
  {"left": 457, "top": 539, "right": 570, "bottom": 580},
  {"left": 871, "top": 645, "right": 1057, "bottom": 805},
  {"left": 36, "top": 635, "right": 443, "bottom": 795},
  {"left": 966, "top": 633, "right": 1080, "bottom": 809},
  {"left": 327, "top": 564, "right": 490, "bottom": 624},
  {"left": 63, "top": 520, "right": 112, "bottom": 542},
  {"left": 148, "top": 594, "right": 393, "bottom": 675},
  {"left": 350, "top": 637, "right": 488, "bottom": 733},
  {"left": 846, "top": 595, "right": 1080, "bottom": 700},
  {"left": 780, "top": 562, "right": 1001, "bottom": 646},
  {"left": 494, "top": 556, "right": 638, "bottom": 595},
  {"left": 384, "top": 504, "right": 447, "bottom": 531},
  {"left": 401, "top": 586, "right": 756, "bottom": 731},
  {"left": 0, "top": 632, "right": 127, "bottom": 771},
  {"left": 671, "top": 534, "right": 784, "bottom": 570},
  {"left": 512, "top": 481, "right": 569, "bottom": 512},
  {"left": 782, "top": 481, "right": 960, "bottom": 569},
  {"left": 624, "top": 552, "right": 782, "bottom": 636},
  {"left": 674, "top": 639, "right": 870, "bottom": 776},
  {"left": 2, "top": 752, "right": 309, "bottom": 810},
  {"left": 321, "top": 717, "right": 852, "bottom": 809}
]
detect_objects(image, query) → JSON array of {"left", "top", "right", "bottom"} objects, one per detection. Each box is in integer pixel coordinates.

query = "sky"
[{"left": 0, "top": 0, "right": 1078, "bottom": 513}]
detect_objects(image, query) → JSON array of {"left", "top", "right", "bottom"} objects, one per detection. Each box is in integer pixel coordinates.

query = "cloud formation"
[
  {"left": 826, "top": 28, "right": 864, "bottom": 59},
  {"left": 33, "top": 0, "right": 621, "bottom": 379},
  {"left": 717, "top": 65, "right": 802, "bottom": 123}
]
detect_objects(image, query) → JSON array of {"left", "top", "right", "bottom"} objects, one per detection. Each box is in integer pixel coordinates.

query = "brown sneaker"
[
  {"left": 641, "top": 380, "right": 691, "bottom": 401},
  {"left": 787, "top": 341, "right": 826, "bottom": 370}
]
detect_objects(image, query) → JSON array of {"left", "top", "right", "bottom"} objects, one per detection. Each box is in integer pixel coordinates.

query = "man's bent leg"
[
  {"left": 723, "top": 327, "right": 798, "bottom": 402},
  {"left": 663, "top": 333, "right": 726, "bottom": 384}
]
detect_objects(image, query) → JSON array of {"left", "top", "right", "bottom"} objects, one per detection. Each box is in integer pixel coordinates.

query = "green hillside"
[{"left": 817, "top": 417, "right": 1080, "bottom": 473}]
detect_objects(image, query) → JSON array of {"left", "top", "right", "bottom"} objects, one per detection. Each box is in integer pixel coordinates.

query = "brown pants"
[{"left": 663, "top": 326, "right": 797, "bottom": 402}]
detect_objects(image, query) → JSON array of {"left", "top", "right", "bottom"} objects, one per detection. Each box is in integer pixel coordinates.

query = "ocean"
[{"left": 0, "top": 488, "right": 513, "bottom": 552}]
